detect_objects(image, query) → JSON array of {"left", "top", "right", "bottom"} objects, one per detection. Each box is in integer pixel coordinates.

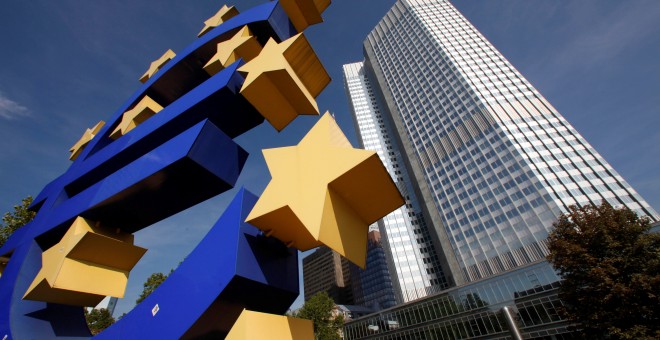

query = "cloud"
[{"left": 0, "top": 93, "right": 29, "bottom": 120}]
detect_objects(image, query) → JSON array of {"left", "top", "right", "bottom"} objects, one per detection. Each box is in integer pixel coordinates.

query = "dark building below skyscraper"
[
  {"left": 303, "top": 246, "right": 353, "bottom": 305},
  {"left": 351, "top": 231, "right": 397, "bottom": 311}
]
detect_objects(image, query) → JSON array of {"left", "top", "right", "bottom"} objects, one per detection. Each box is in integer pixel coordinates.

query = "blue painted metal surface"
[
  {"left": 1, "top": 120, "right": 248, "bottom": 339},
  {"left": 95, "top": 188, "right": 298, "bottom": 339},
  {"left": 0, "top": 1, "right": 305, "bottom": 338}
]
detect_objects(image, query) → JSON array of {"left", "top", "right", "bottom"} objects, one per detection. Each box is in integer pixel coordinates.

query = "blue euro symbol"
[{"left": 0, "top": 2, "right": 304, "bottom": 338}]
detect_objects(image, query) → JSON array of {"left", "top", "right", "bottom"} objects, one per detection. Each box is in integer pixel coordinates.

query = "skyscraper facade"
[
  {"left": 345, "top": 0, "right": 658, "bottom": 286},
  {"left": 350, "top": 230, "right": 398, "bottom": 310},
  {"left": 344, "top": 62, "right": 451, "bottom": 304}
]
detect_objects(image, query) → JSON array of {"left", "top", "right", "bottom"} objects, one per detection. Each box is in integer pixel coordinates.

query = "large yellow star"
[
  {"left": 109, "top": 95, "right": 163, "bottom": 140},
  {"left": 69, "top": 120, "right": 105, "bottom": 161},
  {"left": 245, "top": 113, "right": 404, "bottom": 268},
  {"left": 279, "top": 0, "right": 331, "bottom": 32},
  {"left": 203, "top": 26, "right": 262, "bottom": 76},
  {"left": 23, "top": 217, "right": 147, "bottom": 306},
  {"left": 238, "top": 33, "right": 330, "bottom": 131},
  {"left": 198, "top": 5, "right": 240, "bottom": 38},
  {"left": 139, "top": 49, "right": 176, "bottom": 83}
]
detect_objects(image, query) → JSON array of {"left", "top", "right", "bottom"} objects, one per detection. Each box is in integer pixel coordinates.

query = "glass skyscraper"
[
  {"left": 350, "top": 230, "right": 398, "bottom": 310},
  {"left": 344, "top": 0, "right": 658, "bottom": 289},
  {"left": 344, "top": 62, "right": 451, "bottom": 304}
]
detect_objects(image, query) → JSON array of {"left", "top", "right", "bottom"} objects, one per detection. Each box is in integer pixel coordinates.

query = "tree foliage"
[
  {"left": 136, "top": 272, "right": 168, "bottom": 304},
  {"left": 295, "top": 291, "right": 344, "bottom": 340},
  {"left": 547, "top": 202, "right": 659, "bottom": 339},
  {"left": 84, "top": 308, "right": 115, "bottom": 335},
  {"left": 0, "top": 196, "right": 36, "bottom": 248}
]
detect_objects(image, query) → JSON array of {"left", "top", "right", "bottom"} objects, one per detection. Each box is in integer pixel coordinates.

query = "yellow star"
[
  {"left": 279, "top": 0, "right": 331, "bottom": 32},
  {"left": 139, "top": 49, "right": 176, "bottom": 83},
  {"left": 245, "top": 113, "right": 404, "bottom": 268},
  {"left": 204, "top": 25, "right": 262, "bottom": 76},
  {"left": 238, "top": 33, "right": 330, "bottom": 131},
  {"left": 109, "top": 95, "right": 163, "bottom": 140},
  {"left": 69, "top": 120, "right": 105, "bottom": 161},
  {"left": 227, "top": 309, "right": 314, "bottom": 340},
  {"left": 23, "top": 217, "right": 147, "bottom": 307},
  {"left": 198, "top": 5, "right": 240, "bottom": 38}
]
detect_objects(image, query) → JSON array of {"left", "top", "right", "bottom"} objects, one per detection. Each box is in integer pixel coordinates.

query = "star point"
[
  {"left": 23, "top": 217, "right": 146, "bottom": 307},
  {"left": 198, "top": 5, "right": 240, "bottom": 38},
  {"left": 139, "top": 49, "right": 176, "bottom": 83},
  {"left": 69, "top": 120, "right": 105, "bottom": 161},
  {"left": 226, "top": 309, "right": 314, "bottom": 340},
  {"left": 238, "top": 33, "right": 329, "bottom": 131},
  {"left": 279, "top": 0, "right": 331, "bottom": 32},
  {"left": 204, "top": 26, "right": 262, "bottom": 76},
  {"left": 245, "top": 113, "right": 404, "bottom": 267},
  {"left": 110, "top": 95, "right": 163, "bottom": 140}
]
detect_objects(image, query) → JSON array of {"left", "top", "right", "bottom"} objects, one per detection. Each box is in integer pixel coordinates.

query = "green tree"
[
  {"left": 136, "top": 272, "right": 168, "bottom": 304},
  {"left": 84, "top": 308, "right": 115, "bottom": 335},
  {"left": 295, "top": 291, "right": 344, "bottom": 340},
  {"left": 0, "top": 196, "right": 36, "bottom": 248},
  {"left": 547, "top": 202, "right": 659, "bottom": 339}
]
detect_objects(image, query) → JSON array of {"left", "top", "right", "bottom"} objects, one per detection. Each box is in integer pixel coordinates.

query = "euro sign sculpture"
[{"left": 0, "top": 1, "right": 403, "bottom": 338}]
